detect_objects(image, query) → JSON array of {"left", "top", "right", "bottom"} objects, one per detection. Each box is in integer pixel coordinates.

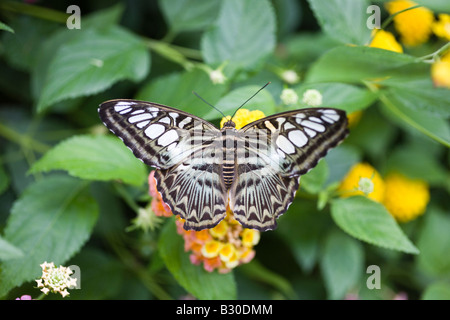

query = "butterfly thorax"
[{"left": 221, "top": 121, "right": 238, "bottom": 190}]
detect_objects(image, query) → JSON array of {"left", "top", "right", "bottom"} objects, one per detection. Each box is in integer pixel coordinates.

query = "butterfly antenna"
[
  {"left": 231, "top": 82, "right": 271, "bottom": 119},
  {"left": 192, "top": 91, "right": 227, "bottom": 118}
]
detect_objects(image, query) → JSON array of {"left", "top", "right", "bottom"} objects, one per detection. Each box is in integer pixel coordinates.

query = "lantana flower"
[
  {"left": 176, "top": 209, "right": 260, "bottom": 273},
  {"left": 432, "top": 14, "right": 450, "bottom": 41},
  {"left": 338, "top": 164, "right": 430, "bottom": 223},
  {"left": 149, "top": 171, "right": 173, "bottom": 217},
  {"left": 280, "top": 70, "right": 300, "bottom": 84},
  {"left": 35, "top": 262, "right": 77, "bottom": 298},
  {"left": 338, "top": 162, "right": 385, "bottom": 202},
  {"left": 369, "top": 29, "right": 403, "bottom": 53},
  {"left": 382, "top": 172, "right": 430, "bottom": 223},
  {"left": 385, "top": 0, "right": 434, "bottom": 47},
  {"left": 431, "top": 52, "right": 450, "bottom": 89},
  {"left": 302, "top": 89, "right": 323, "bottom": 107},
  {"left": 280, "top": 88, "right": 299, "bottom": 105},
  {"left": 220, "top": 108, "right": 266, "bottom": 130}
]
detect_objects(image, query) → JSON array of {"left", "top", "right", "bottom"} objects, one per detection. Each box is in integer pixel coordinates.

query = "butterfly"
[{"left": 98, "top": 96, "right": 348, "bottom": 232}]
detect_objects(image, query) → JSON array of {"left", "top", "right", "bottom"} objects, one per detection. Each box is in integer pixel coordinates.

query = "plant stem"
[
  {"left": 380, "top": 4, "right": 422, "bottom": 30},
  {"left": 416, "top": 42, "right": 450, "bottom": 63},
  {"left": 0, "top": 1, "right": 68, "bottom": 23},
  {"left": 0, "top": 122, "right": 50, "bottom": 153},
  {"left": 107, "top": 234, "right": 173, "bottom": 300}
]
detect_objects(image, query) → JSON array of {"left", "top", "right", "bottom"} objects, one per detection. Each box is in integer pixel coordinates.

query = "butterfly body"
[{"left": 99, "top": 99, "right": 348, "bottom": 231}]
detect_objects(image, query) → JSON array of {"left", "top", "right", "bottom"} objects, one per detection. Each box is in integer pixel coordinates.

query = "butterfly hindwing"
[{"left": 153, "top": 147, "right": 228, "bottom": 231}]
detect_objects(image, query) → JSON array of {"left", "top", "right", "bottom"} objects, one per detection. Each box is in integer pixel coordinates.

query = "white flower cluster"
[{"left": 35, "top": 262, "right": 77, "bottom": 298}]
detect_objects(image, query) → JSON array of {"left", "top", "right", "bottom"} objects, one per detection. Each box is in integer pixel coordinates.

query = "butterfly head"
[{"left": 222, "top": 119, "right": 236, "bottom": 129}]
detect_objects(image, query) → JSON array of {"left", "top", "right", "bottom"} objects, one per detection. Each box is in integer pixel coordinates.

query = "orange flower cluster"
[
  {"left": 175, "top": 210, "right": 259, "bottom": 273},
  {"left": 148, "top": 171, "right": 172, "bottom": 217}
]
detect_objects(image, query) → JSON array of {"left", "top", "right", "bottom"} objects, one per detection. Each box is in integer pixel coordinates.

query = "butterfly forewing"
[{"left": 99, "top": 99, "right": 219, "bottom": 169}]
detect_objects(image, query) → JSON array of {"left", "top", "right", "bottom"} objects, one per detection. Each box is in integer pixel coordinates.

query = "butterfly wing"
[
  {"left": 99, "top": 99, "right": 219, "bottom": 169},
  {"left": 99, "top": 99, "right": 227, "bottom": 230},
  {"left": 230, "top": 108, "right": 348, "bottom": 231},
  {"left": 153, "top": 146, "right": 228, "bottom": 231}
]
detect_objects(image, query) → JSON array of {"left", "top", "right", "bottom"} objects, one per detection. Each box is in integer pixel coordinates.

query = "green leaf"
[
  {"left": 307, "top": 0, "right": 371, "bottom": 45},
  {"left": 159, "top": 0, "right": 221, "bottom": 34},
  {"left": 386, "top": 145, "right": 449, "bottom": 185},
  {"left": 158, "top": 220, "right": 237, "bottom": 300},
  {"left": 0, "top": 162, "right": 9, "bottom": 195},
  {"left": 0, "top": 21, "right": 14, "bottom": 33},
  {"left": 422, "top": 282, "right": 450, "bottom": 300},
  {"left": 201, "top": 0, "right": 276, "bottom": 72},
  {"left": 68, "top": 248, "right": 123, "bottom": 300},
  {"left": 36, "top": 25, "right": 150, "bottom": 112},
  {"left": 306, "top": 46, "right": 419, "bottom": 84},
  {"left": 277, "top": 200, "right": 327, "bottom": 272},
  {"left": 239, "top": 260, "right": 296, "bottom": 298},
  {"left": 382, "top": 80, "right": 450, "bottom": 118},
  {"left": 413, "top": 0, "right": 450, "bottom": 12},
  {"left": 330, "top": 196, "right": 419, "bottom": 254},
  {"left": 29, "top": 135, "right": 147, "bottom": 186},
  {"left": 136, "top": 69, "right": 227, "bottom": 119},
  {"left": 204, "top": 85, "right": 276, "bottom": 121},
  {"left": 0, "top": 175, "right": 98, "bottom": 297},
  {"left": 2, "top": 16, "right": 57, "bottom": 72},
  {"left": 320, "top": 230, "right": 364, "bottom": 299},
  {"left": 0, "top": 236, "right": 23, "bottom": 261},
  {"left": 300, "top": 159, "right": 329, "bottom": 194},
  {"left": 32, "top": 4, "right": 125, "bottom": 100},
  {"left": 293, "top": 82, "right": 377, "bottom": 113},
  {"left": 417, "top": 208, "right": 450, "bottom": 277},
  {"left": 379, "top": 91, "right": 450, "bottom": 147}
]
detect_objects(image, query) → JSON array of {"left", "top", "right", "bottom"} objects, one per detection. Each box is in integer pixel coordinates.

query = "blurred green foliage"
[{"left": 0, "top": 0, "right": 449, "bottom": 300}]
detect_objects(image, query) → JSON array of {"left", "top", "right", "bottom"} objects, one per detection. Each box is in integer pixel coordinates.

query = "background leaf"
[
  {"left": 293, "top": 82, "right": 377, "bottom": 113},
  {"left": 158, "top": 0, "right": 221, "bottom": 34},
  {"left": 136, "top": 69, "right": 227, "bottom": 120},
  {"left": 201, "top": 0, "right": 276, "bottom": 72},
  {"left": 417, "top": 208, "right": 450, "bottom": 277},
  {"left": 158, "top": 220, "right": 237, "bottom": 300},
  {"left": 29, "top": 135, "right": 147, "bottom": 186},
  {"left": 0, "top": 175, "right": 98, "bottom": 297},
  {"left": 36, "top": 25, "right": 150, "bottom": 112},
  {"left": 320, "top": 230, "right": 364, "bottom": 299},
  {"left": 330, "top": 196, "right": 419, "bottom": 254},
  {"left": 0, "top": 236, "right": 24, "bottom": 261},
  {"left": 307, "top": 0, "right": 371, "bottom": 45},
  {"left": 205, "top": 85, "right": 277, "bottom": 120}
]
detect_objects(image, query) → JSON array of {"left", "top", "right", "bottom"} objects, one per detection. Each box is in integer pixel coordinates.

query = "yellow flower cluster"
[
  {"left": 385, "top": 0, "right": 434, "bottom": 47},
  {"left": 338, "top": 163, "right": 385, "bottom": 202},
  {"left": 338, "top": 163, "right": 430, "bottom": 223},
  {"left": 432, "top": 14, "right": 450, "bottom": 41},
  {"left": 220, "top": 108, "right": 266, "bottom": 130},
  {"left": 176, "top": 209, "right": 260, "bottom": 273},
  {"left": 369, "top": 29, "right": 403, "bottom": 53},
  {"left": 431, "top": 52, "right": 450, "bottom": 89},
  {"left": 383, "top": 173, "right": 430, "bottom": 222}
]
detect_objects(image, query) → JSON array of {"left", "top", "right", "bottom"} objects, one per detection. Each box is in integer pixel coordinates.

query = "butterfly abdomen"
[{"left": 221, "top": 127, "right": 237, "bottom": 190}]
